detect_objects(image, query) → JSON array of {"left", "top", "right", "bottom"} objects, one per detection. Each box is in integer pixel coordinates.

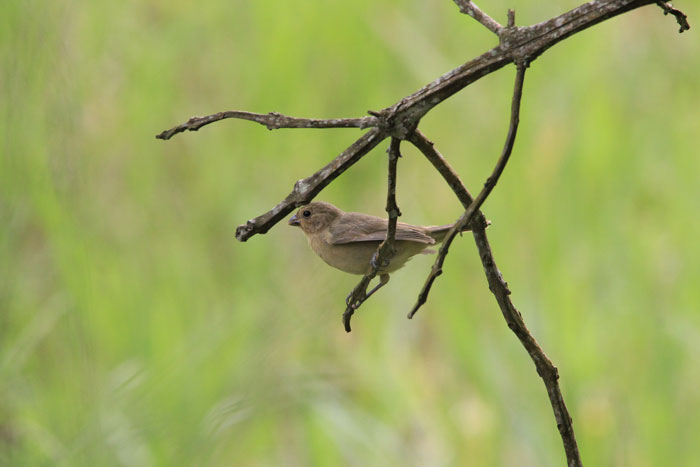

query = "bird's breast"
[{"left": 307, "top": 233, "right": 430, "bottom": 275}]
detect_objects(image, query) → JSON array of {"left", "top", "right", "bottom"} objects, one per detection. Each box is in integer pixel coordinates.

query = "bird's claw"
[
  {"left": 370, "top": 253, "right": 380, "bottom": 271},
  {"left": 370, "top": 252, "right": 390, "bottom": 271},
  {"left": 346, "top": 291, "right": 366, "bottom": 307}
]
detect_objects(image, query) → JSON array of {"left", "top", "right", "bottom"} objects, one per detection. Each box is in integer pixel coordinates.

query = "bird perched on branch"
[{"left": 288, "top": 201, "right": 468, "bottom": 300}]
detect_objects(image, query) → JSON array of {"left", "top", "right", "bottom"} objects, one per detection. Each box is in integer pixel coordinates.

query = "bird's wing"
[{"left": 329, "top": 212, "right": 435, "bottom": 245}]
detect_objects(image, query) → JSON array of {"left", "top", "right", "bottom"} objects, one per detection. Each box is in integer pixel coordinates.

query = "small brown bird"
[{"left": 288, "top": 201, "right": 468, "bottom": 301}]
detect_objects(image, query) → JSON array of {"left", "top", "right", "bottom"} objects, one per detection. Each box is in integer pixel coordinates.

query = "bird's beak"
[{"left": 288, "top": 213, "right": 300, "bottom": 226}]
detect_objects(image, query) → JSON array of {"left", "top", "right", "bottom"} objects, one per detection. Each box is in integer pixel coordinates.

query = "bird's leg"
[
  {"left": 364, "top": 273, "right": 390, "bottom": 302},
  {"left": 345, "top": 273, "right": 390, "bottom": 308}
]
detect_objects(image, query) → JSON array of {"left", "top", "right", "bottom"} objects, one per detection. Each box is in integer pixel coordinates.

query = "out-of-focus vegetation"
[{"left": 2, "top": 0, "right": 698, "bottom": 465}]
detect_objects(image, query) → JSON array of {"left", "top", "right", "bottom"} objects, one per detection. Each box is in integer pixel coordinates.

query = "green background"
[{"left": 2, "top": 0, "right": 699, "bottom": 465}]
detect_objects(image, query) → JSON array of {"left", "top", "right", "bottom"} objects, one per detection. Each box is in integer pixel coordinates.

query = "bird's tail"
[{"left": 426, "top": 223, "right": 472, "bottom": 243}]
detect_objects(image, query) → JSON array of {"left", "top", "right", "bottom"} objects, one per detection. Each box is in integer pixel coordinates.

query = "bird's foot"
[
  {"left": 346, "top": 290, "right": 366, "bottom": 307},
  {"left": 370, "top": 252, "right": 391, "bottom": 271}
]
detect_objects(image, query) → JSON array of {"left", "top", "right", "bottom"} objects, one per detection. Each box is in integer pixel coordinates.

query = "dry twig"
[
  {"left": 343, "top": 138, "right": 402, "bottom": 332},
  {"left": 156, "top": 111, "right": 378, "bottom": 140},
  {"left": 656, "top": 1, "right": 691, "bottom": 32},
  {"left": 454, "top": 0, "right": 503, "bottom": 34}
]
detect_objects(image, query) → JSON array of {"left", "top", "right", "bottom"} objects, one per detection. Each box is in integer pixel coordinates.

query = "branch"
[
  {"left": 343, "top": 138, "right": 402, "bottom": 332},
  {"left": 409, "top": 63, "right": 526, "bottom": 319},
  {"left": 235, "top": 128, "right": 387, "bottom": 241},
  {"left": 453, "top": 0, "right": 503, "bottom": 35},
  {"left": 472, "top": 228, "right": 581, "bottom": 466},
  {"left": 409, "top": 94, "right": 581, "bottom": 466},
  {"left": 656, "top": 1, "right": 691, "bottom": 32},
  {"left": 156, "top": 111, "right": 379, "bottom": 140}
]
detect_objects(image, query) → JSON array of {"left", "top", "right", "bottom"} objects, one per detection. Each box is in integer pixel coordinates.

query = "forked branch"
[
  {"left": 408, "top": 109, "right": 582, "bottom": 465},
  {"left": 156, "top": 1, "right": 689, "bottom": 466}
]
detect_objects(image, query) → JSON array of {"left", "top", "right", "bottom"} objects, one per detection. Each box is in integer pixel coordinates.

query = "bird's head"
[{"left": 288, "top": 201, "right": 343, "bottom": 235}]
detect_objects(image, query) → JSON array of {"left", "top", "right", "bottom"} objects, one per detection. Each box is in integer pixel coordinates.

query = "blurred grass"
[{"left": 1, "top": 0, "right": 699, "bottom": 465}]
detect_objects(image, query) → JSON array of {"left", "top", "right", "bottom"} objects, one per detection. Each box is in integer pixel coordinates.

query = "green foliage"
[{"left": 2, "top": 0, "right": 698, "bottom": 465}]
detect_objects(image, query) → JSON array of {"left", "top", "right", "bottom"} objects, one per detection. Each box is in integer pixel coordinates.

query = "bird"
[{"left": 288, "top": 201, "right": 469, "bottom": 303}]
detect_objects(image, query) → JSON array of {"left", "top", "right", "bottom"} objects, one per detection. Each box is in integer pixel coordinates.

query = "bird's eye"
[{"left": 302, "top": 210, "right": 311, "bottom": 218}]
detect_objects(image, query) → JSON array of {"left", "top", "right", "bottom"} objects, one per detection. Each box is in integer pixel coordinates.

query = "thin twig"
[
  {"left": 156, "top": 111, "right": 379, "bottom": 140},
  {"left": 656, "top": 1, "right": 691, "bottom": 32},
  {"left": 343, "top": 138, "right": 402, "bottom": 332},
  {"left": 453, "top": 0, "right": 503, "bottom": 35},
  {"left": 409, "top": 63, "right": 526, "bottom": 319},
  {"left": 507, "top": 9, "right": 516, "bottom": 28}
]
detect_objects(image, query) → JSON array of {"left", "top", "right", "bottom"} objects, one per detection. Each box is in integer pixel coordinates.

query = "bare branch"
[
  {"left": 453, "top": 0, "right": 503, "bottom": 35},
  {"left": 235, "top": 128, "right": 387, "bottom": 241},
  {"left": 409, "top": 63, "right": 526, "bottom": 319},
  {"left": 156, "top": 111, "right": 379, "bottom": 140},
  {"left": 656, "top": 1, "right": 691, "bottom": 32},
  {"left": 156, "top": 3, "right": 690, "bottom": 462},
  {"left": 471, "top": 228, "right": 581, "bottom": 466},
  {"left": 343, "top": 138, "right": 402, "bottom": 332}
]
